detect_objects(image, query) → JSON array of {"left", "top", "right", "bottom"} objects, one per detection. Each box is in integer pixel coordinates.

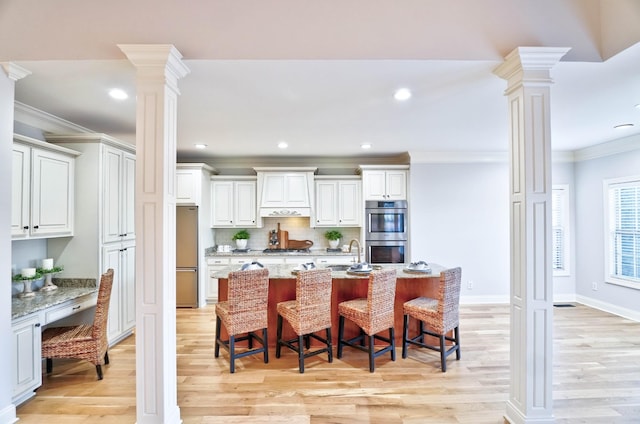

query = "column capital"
[
  {"left": 1, "top": 62, "right": 31, "bottom": 81},
  {"left": 494, "top": 46, "right": 570, "bottom": 89},
  {"left": 118, "top": 44, "right": 190, "bottom": 91}
]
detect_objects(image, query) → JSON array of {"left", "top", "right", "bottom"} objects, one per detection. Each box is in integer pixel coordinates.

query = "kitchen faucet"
[{"left": 348, "top": 239, "right": 362, "bottom": 263}]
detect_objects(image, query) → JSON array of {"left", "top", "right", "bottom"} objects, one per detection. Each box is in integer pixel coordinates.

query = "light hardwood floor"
[{"left": 16, "top": 304, "right": 640, "bottom": 423}]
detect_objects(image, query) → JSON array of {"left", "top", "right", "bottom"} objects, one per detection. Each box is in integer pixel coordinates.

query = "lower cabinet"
[
  {"left": 103, "top": 241, "right": 136, "bottom": 345},
  {"left": 11, "top": 314, "right": 41, "bottom": 405},
  {"left": 206, "top": 258, "right": 230, "bottom": 304}
]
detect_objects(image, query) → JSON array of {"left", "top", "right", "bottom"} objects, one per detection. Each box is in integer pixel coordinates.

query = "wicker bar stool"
[
  {"left": 276, "top": 268, "right": 333, "bottom": 373},
  {"left": 41, "top": 268, "right": 114, "bottom": 380},
  {"left": 215, "top": 268, "right": 270, "bottom": 373},
  {"left": 337, "top": 268, "right": 397, "bottom": 372},
  {"left": 402, "top": 267, "right": 462, "bottom": 372}
]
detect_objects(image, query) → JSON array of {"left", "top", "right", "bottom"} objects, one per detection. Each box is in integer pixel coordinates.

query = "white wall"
[
  {"left": 409, "top": 162, "right": 510, "bottom": 303},
  {"left": 574, "top": 146, "right": 640, "bottom": 319}
]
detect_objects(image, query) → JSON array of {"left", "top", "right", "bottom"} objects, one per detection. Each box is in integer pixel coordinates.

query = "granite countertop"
[
  {"left": 12, "top": 278, "right": 98, "bottom": 320},
  {"left": 212, "top": 263, "right": 445, "bottom": 279}
]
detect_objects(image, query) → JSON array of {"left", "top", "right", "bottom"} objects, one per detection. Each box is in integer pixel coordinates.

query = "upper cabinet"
[
  {"left": 210, "top": 177, "right": 257, "bottom": 228},
  {"left": 176, "top": 163, "right": 214, "bottom": 206},
  {"left": 314, "top": 177, "right": 361, "bottom": 227},
  {"left": 102, "top": 146, "right": 136, "bottom": 244},
  {"left": 360, "top": 166, "right": 409, "bottom": 201},
  {"left": 12, "top": 135, "right": 79, "bottom": 239}
]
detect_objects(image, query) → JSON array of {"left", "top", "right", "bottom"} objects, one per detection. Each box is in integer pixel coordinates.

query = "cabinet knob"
[
  {"left": 23, "top": 226, "right": 29, "bottom": 230},
  {"left": 33, "top": 225, "right": 39, "bottom": 229},
  {"left": 35, "top": 323, "right": 41, "bottom": 327}
]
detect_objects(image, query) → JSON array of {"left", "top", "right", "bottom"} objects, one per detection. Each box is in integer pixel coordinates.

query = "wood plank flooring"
[{"left": 16, "top": 304, "right": 640, "bottom": 423}]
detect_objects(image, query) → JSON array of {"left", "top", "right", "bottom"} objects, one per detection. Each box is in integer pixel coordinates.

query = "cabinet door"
[
  {"left": 121, "top": 152, "right": 136, "bottom": 240},
  {"left": 11, "top": 144, "right": 30, "bottom": 238},
  {"left": 211, "top": 181, "right": 234, "bottom": 227},
  {"left": 176, "top": 169, "right": 199, "bottom": 205},
  {"left": 103, "top": 147, "right": 123, "bottom": 244},
  {"left": 315, "top": 181, "right": 338, "bottom": 226},
  {"left": 121, "top": 243, "right": 136, "bottom": 332},
  {"left": 30, "top": 147, "right": 74, "bottom": 237},
  {"left": 338, "top": 181, "right": 361, "bottom": 226},
  {"left": 362, "top": 170, "right": 387, "bottom": 200},
  {"left": 234, "top": 181, "right": 257, "bottom": 227},
  {"left": 385, "top": 171, "right": 407, "bottom": 200},
  {"left": 103, "top": 244, "right": 123, "bottom": 343},
  {"left": 12, "top": 314, "right": 41, "bottom": 402}
]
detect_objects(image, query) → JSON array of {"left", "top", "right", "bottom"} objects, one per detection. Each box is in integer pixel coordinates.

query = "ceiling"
[{"left": 2, "top": 1, "right": 640, "bottom": 164}]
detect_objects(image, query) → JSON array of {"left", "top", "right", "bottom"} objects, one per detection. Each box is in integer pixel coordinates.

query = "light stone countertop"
[
  {"left": 12, "top": 278, "right": 98, "bottom": 320},
  {"left": 211, "top": 263, "right": 445, "bottom": 280},
  {"left": 205, "top": 248, "right": 359, "bottom": 258}
]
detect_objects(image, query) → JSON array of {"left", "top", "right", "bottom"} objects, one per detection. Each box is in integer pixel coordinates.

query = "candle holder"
[
  {"left": 36, "top": 265, "right": 64, "bottom": 292},
  {"left": 13, "top": 272, "right": 42, "bottom": 299}
]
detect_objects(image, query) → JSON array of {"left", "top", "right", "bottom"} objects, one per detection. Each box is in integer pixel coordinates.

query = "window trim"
[
  {"left": 552, "top": 185, "right": 570, "bottom": 277},
  {"left": 603, "top": 175, "right": 640, "bottom": 290}
]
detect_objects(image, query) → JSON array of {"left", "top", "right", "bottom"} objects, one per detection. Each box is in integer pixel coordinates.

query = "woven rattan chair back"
[
  {"left": 294, "top": 268, "right": 333, "bottom": 335},
  {"left": 92, "top": 268, "right": 115, "bottom": 341},
  {"left": 365, "top": 268, "right": 397, "bottom": 335},
  {"left": 225, "top": 268, "right": 270, "bottom": 335},
  {"left": 434, "top": 266, "right": 462, "bottom": 334}
]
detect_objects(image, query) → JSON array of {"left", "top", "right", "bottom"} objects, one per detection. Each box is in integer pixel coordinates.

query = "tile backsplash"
[{"left": 213, "top": 217, "right": 361, "bottom": 251}]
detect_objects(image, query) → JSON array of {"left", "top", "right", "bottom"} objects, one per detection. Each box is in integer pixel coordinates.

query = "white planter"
[
  {"left": 328, "top": 239, "right": 340, "bottom": 249},
  {"left": 235, "top": 239, "right": 248, "bottom": 249}
]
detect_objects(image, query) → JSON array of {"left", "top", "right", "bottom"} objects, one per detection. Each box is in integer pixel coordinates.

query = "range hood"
[{"left": 255, "top": 167, "right": 316, "bottom": 218}]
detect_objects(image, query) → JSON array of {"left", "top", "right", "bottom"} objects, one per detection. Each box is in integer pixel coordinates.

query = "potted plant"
[
  {"left": 232, "top": 229, "right": 250, "bottom": 249},
  {"left": 324, "top": 229, "right": 342, "bottom": 249}
]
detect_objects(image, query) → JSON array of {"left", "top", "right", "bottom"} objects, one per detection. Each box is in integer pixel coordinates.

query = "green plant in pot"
[
  {"left": 324, "top": 229, "right": 342, "bottom": 249},
  {"left": 232, "top": 229, "right": 250, "bottom": 249}
]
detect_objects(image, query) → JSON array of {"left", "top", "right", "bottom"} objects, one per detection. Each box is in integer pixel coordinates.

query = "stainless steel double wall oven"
[{"left": 365, "top": 200, "right": 408, "bottom": 264}]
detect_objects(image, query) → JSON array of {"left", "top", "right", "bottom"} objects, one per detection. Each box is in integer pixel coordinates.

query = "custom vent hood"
[{"left": 255, "top": 167, "right": 317, "bottom": 218}]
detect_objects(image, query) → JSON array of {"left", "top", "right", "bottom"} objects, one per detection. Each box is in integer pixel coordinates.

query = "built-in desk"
[
  {"left": 11, "top": 278, "right": 98, "bottom": 405},
  {"left": 214, "top": 264, "right": 446, "bottom": 349}
]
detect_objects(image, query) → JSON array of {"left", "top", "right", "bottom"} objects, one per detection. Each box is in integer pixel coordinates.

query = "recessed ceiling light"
[
  {"left": 109, "top": 88, "right": 128, "bottom": 100},
  {"left": 194, "top": 143, "right": 207, "bottom": 149},
  {"left": 278, "top": 141, "right": 288, "bottom": 149},
  {"left": 635, "top": 104, "right": 640, "bottom": 110},
  {"left": 361, "top": 143, "right": 372, "bottom": 149},
  {"left": 614, "top": 123, "right": 634, "bottom": 129},
  {"left": 393, "top": 88, "right": 411, "bottom": 101}
]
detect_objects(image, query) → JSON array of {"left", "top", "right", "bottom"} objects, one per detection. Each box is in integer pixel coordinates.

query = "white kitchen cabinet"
[
  {"left": 254, "top": 167, "right": 316, "bottom": 220},
  {"left": 206, "top": 257, "right": 230, "bottom": 304},
  {"left": 11, "top": 314, "right": 41, "bottom": 405},
  {"left": 314, "top": 178, "right": 361, "bottom": 227},
  {"left": 45, "top": 133, "right": 137, "bottom": 346},
  {"left": 103, "top": 241, "right": 136, "bottom": 344},
  {"left": 12, "top": 135, "right": 79, "bottom": 239},
  {"left": 361, "top": 168, "right": 408, "bottom": 201},
  {"left": 103, "top": 145, "right": 136, "bottom": 244},
  {"left": 177, "top": 163, "right": 215, "bottom": 206},
  {"left": 210, "top": 178, "right": 257, "bottom": 228}
]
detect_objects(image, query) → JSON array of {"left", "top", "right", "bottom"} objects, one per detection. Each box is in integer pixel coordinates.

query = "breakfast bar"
[{"left": 214, "top": 263, "right": 446, "bottom": 348}]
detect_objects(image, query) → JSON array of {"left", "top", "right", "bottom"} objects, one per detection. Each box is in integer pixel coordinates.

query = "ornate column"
[
  {"left": 0, "top": 62, "right": 31, "bottom": 424},
  {"left": 118, "top": 45, "right": 189, "bottom": 424},
  {"left": 494, "top": 47, "right": 569, "bottom": 424}
]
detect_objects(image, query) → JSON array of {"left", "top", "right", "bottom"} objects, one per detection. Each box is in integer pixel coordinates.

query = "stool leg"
[
  {"left": 389, "top": 327, "right": 396, "bottom": 361},
  {"left": 215, "top": 316, "right": 221, "bottom": 357},
  {"left": 298, "top": 334, "right": 305, "bottom": 373},
  {"left": 337, "top": 315, "right": 345, "bottom": 358},
  {"left": 439, "top": 334, "right": 446, "bottom": 372},
  {"left": 326, "top": 327, "right": 333, "bottom": 363},
  {"left": 368, "top": 334, "right": 375, "bottom": 373},
  {"left": 402, "top": 314, "right": 409, "bottom": 359},
  {"left": 229, "top": 335, "right": 236, "bottom": 373},
  {"left": 276, "top": 314, "right": 283, "bottom": 358},
  {"left": 454, "top": 326, "right": 461, "bottom": 360},
  {"left": 262, "top": 328, "right": 269, "bottom": 364}
]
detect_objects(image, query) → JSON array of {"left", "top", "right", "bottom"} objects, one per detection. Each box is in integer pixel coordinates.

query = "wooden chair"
[
  {"left": 215, "top": 268, "right": 270, "bottom": 373},
  {"left": 402, "top": 267, "right": 462, "bottom": 372},
  {"left": 276, "top": 268, "right": 333, "bottom": 373},
  {"left": 41, "top": 268, "right": 114, "bottom": 380},
  {"left": 337, "top": 268, "right": 397, "bottom": 372}
]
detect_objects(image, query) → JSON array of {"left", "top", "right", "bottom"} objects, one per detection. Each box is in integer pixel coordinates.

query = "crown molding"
[
  {"left": 14, "top": 101, "right": 93, "bottom": 135},
  {"left": 573, "top": 133, "right": 640, "bottom": 162}
]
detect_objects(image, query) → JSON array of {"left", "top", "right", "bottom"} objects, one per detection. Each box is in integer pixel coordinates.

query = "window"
[
  {"left": 552, "top": 185, "right": 570, "bottom": 276},
  {"left": 604, "top": 176, "right": 640, "bottom": 289}
]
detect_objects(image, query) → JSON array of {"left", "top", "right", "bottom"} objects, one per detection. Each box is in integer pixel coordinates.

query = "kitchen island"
[{"left": 213, "top": 263, "right": 446, "bottom": 348}]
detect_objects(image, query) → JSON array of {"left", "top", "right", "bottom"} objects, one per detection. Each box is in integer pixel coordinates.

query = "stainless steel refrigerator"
[{"left": 176, "top": 206, "right": 198, "bottom": 308}]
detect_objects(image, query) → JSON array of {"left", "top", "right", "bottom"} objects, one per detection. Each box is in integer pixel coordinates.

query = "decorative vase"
[
  {"left": 235, "top": 239, "right": 248, "bottom": 250},
  {"left": 329, "top": 239, "right": 340, "bottom": 249}
]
